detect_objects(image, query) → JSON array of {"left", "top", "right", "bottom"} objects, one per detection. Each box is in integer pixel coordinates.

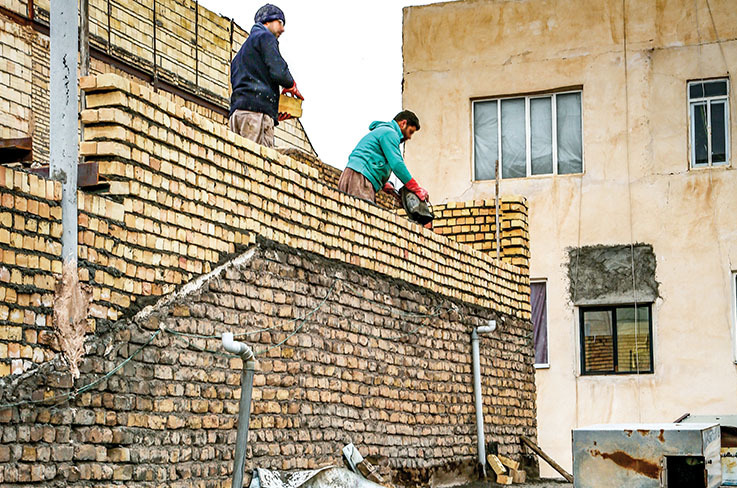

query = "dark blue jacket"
[{"left": 230, "top": 23, "right": 294, "bottom": 121}]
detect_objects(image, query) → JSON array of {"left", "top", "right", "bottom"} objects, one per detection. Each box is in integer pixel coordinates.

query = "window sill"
[
  {"left": 534, "top": 363, "right": 550, "bottom": 369},
  {"left": 689, "top": 163, "right": 731, "bottom": 171},
  {"left": 579, "top": 371, "right": 655, "bottom": 377},
  {"left": 472, "top": 172, "right": 584, "bottom": 183}
]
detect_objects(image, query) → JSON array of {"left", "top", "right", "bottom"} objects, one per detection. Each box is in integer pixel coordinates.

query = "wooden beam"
[
  {"left": 521, "top": 436, "right": 574, "bottom": 483},
  {"left": 0, "top": 137, "right": 33, "bottom": 164},
  {"left": 29, "top": 161, "right": 103, "bottom": 189}
]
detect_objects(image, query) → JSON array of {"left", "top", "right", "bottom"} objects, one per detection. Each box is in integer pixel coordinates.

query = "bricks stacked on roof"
[{"left": 429, "top": 201, "right": 530, "bottom": 270}]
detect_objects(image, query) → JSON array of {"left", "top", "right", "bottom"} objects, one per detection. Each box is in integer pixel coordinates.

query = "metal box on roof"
[{"left": 572, "top": 423, "right": 722, "bottom": 488}]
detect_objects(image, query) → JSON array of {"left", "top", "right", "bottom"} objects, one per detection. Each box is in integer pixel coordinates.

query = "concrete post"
[{"left": 50, "top": 0, "right": 79, "bottom": 265}]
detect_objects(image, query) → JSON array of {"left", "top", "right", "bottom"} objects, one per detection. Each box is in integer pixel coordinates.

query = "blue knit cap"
[{"left": 254, "top": 4, "right": 285, "bottom": 25}]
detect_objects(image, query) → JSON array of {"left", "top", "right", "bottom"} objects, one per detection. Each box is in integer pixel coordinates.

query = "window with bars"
[
  {"left": 580, "top": 304, "right": 653, "bottom": 375},
  {"left": 473, "top": 90, "right": 583, "bottom": 180},
  {"left": 689, "top": 79, "right": 730, "bottom": 168}
]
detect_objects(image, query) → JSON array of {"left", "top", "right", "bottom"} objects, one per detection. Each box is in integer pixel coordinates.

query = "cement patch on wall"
[{"left": 567, "top": 244, "right": 659, "bottom": 306}]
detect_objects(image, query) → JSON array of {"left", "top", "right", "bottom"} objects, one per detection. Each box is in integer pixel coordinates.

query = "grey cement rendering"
[{"left": 567, "top": 244, "right": 659, "bottom": 306}]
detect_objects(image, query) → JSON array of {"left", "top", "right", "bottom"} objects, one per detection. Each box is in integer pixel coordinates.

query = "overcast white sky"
[{"left": 197, "top": 0, "right": 451, "bottom": 169}]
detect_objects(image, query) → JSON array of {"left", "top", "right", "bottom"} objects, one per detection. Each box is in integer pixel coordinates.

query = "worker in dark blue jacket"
[{"left": 229, "top": 4, "right": 303, "bottom": 148}]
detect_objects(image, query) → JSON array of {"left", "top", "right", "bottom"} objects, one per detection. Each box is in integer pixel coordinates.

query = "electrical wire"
[
  {"left": 253, "top": 279, "right": 337, "bottom": 356},
  {"left": 619, "top": 0, "right": 644, "bottom": 422},
  {"left": 0, "top": 272, "right": 530, "bottom": 412},
  {"left": 0, "top": 329, "right": 162, "bottom": 411}
]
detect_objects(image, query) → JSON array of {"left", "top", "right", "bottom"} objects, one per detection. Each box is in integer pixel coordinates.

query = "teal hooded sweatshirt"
[{"left": 345, "top": 120, "right": 413, "bottom": 192}]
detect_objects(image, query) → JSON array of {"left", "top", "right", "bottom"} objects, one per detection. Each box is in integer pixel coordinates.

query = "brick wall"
[
  {"left": 430, "top": 200, "right": 530, "bottom": 270},
  {"left": 0, "top": 12, "right": 32, "bottom": 140},
  {"left": 0, "top": 3, "right": 316, "bottom": 165},
  {"left": 0, "top": 73, "right": 531, "bottom": 378},
  {"left": 0, "top": 73, "right": 535, "bottom": 485},
  {"left": 0, "top": 168, "right": 61, "bottom": 377},
  {"left": 280, "top": 148, "right": 400, "bottom": 212},
  {"left": 0, "top": 240, "right": 536, "bottom": 485}
]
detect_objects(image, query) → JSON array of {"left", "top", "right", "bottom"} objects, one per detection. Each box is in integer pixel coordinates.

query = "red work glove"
[
  {"left": 281, "top": 81, "right": 304, "bottom": 100},
  {"left": 278, "top": 113, "right": 292, "bottom": 122},
  {"left": 404, "top": 178, "right": 429, "bottom": 201}
]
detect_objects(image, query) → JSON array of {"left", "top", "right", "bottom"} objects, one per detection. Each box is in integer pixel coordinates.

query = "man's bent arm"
[{"left": 378, "top": 130, "right": 413, "bottom": 184}]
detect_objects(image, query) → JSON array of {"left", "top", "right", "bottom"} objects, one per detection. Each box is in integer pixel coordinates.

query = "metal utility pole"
[{"left": 50, "top": 0, "right": 79, "bottom": 266}]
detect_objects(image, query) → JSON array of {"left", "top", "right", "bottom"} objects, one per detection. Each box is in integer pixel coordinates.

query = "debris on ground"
[
  {"left": 343, "top": 443, "right": 389, "bottom": 486},
  {"left": 249, "top": 466, "right": 385, "bottom": 488}
]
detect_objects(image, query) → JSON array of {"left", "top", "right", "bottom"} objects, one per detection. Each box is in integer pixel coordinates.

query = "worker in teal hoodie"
[{"left": 338, "top": 110, "right": 429, "bottom": 204}]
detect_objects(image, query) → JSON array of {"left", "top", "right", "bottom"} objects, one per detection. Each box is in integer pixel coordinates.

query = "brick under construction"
[{"left": 0, "top": 1, "right": 537, "bottom": 486}]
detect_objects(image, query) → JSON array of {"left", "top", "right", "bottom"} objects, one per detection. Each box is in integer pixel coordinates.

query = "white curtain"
[
  {"left": 473, "top": 101, "right": 498, "bottom": 180},
  {"left": 556, "top": 93, "right": 583, "bottom": 174},
  {"left": 531, "top": 97, "right": 553, "bottom": 175},
  {"left": 501, "top": 98, "right": 526, "bottom": 178}
]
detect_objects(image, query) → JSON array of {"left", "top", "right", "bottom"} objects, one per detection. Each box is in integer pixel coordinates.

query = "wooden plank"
[
  {"left": 29, "top": 161, "right": 102, "bottom": 188},
  {"left": 521, "top": 436, "right": 574, "bottom": 483},
  {"left": 487, "top": 454, "right": 506, "bottom": 475},
  {"left": 496, "top": 473, "right": 513, "bottom": 485},
  {"left": 498, "top": 455, "right": 520, "bottom": 471},
  {"left": 511, "top": 468, "right": 526, "bottom": 483}
]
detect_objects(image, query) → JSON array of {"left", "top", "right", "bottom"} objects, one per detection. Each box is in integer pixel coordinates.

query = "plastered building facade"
[{"left": 402, "top": 0, "right": 737, "bottom": 477}]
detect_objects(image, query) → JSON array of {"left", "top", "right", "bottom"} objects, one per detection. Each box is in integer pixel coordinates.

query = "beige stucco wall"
[{"left": 403, "top": 0, "right": 737, "bottom": 477}]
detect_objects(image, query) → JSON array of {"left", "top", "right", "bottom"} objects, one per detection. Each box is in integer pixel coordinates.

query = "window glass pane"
[
  {"left": 689, "top": 82, "right": 705, "bottom": 99},
  {"left": 501, "top": 98, "right": 526, "bottom": 179},
  {"left": 556, "top": 93, "right": 583, "bottom": 174},
  {"left": 704, "top": 80, "right": 728, "bottom": 97},
  {"left": 711, "top": 101, "right": 727, "bottom": 164},
  {"left": 473, "top": 101, "right": 498, "bottom": 180},
  {"left": 531, "top": 282, "right": 548, "bottom": 365},
  {"left": 583, "top": 310, "right": 614, "bottom": 372},
  {"left": 531, "top": 97, "right": 553, "bottom": 175},
  {"left": 615, "top": 306, "right": 651, "bottom": 373},
  {"left": 692, "top": 102, "right": 709, "bottom": 166}
]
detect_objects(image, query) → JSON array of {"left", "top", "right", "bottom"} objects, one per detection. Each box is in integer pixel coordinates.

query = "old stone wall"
[{"left": 0, "top": 241, "right": 536, "bottom": 485}]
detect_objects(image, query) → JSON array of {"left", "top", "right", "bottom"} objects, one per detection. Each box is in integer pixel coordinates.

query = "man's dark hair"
[{"left": 394, "top": 110, "right": 420, "bottom": 130}]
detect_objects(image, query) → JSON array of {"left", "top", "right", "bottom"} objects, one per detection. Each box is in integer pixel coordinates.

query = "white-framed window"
[
  {"left": 531, "top": 280, "right": 549, "bottom": 368},
  {"left": 473, "top": 90, "right": 583, "bottom": 180},
  {"left": 689, "top": 78, "right": 730, "bottom": 168}
]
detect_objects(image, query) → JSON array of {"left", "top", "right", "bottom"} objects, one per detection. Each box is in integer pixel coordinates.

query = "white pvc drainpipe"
[
  {"left": 471, "top": 320, "right": 497, "bottom": 479},
  {"left": 222, "top": 332, "right": 256, "bottom": 488}
]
